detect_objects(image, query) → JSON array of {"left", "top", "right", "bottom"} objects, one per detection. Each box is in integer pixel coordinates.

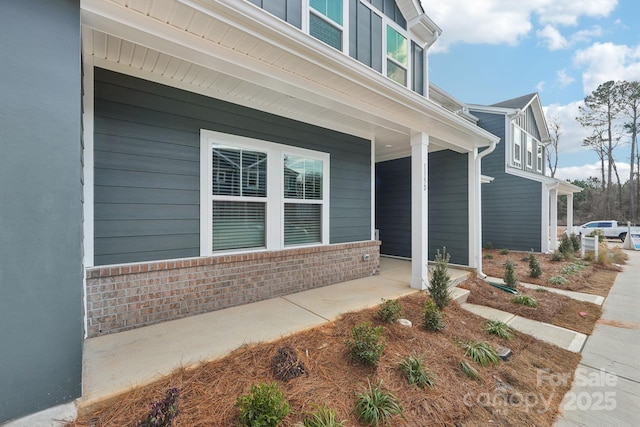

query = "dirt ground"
[{"left": 68, "top": 248, "right": 622, "bottom": 427}]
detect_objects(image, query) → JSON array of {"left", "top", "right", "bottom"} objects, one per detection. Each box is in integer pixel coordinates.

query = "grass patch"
[
  {"left": 512, "top": 295, "right": 538, "bottom": 308},
  {"left": 483, "top": 320, "right": 514, "bottom": 340}
]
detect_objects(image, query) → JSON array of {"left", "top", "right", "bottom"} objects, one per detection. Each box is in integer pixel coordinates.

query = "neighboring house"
[
  {"left": 0, "top": 0, "right": 497, "bottom": 422},
  {"left": 469, "top": 93, "right": 582, "bottom": 253}
]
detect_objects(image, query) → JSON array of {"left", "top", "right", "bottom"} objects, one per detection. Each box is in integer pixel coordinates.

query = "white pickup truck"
[{"left": 576, "top": 220, "right": 640, "bottom": 242}]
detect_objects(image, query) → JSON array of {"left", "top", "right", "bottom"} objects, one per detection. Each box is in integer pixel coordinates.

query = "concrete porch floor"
[{"left": 78, "top": 257, "right": 470, "bottom": 413}]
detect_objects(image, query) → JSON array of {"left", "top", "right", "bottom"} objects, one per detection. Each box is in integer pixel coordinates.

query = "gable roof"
[{"left": 491, "top": 93, "right": 538, "bottom": 110}]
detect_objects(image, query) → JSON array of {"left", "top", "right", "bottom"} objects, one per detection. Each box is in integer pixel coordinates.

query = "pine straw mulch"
[
  {"left": 480, "top": 249, "right": 622, "bottom": 296},
  {"left": 67, "top": 292, "right": 580, "bottom": 427},
  {"left": 459, "top": 277, "right": 602, "bottom": 335}
]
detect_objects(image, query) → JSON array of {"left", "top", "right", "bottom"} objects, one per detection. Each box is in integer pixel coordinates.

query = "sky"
[{"left": 420, "top": 0, "right": 640, "bottom": 182}]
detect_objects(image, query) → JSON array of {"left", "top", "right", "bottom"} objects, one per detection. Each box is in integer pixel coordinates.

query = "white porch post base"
[{"left": 411, "top": 132, "right": 429, "bottom": 290}]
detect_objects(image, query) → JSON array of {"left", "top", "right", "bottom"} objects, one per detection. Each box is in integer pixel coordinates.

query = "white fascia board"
[{"left": 467, "top": 104, "right": 515, "bottom": 116}]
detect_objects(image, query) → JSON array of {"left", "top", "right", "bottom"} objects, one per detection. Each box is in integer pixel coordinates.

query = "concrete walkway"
[{"left": 554, "top": 249, "right": 640, "bottom": 427}]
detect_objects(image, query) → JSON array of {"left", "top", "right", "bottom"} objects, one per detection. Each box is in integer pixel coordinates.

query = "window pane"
[
  {"left": 284, "top": 203, "right": 321, "bottom": 245},
  {"left": 284, "top": 156, "right": 323, "bottom": 200},
  {"left": 310, "top": 13, "right": 342, "bottom": 49},
  {"left": 386, "top": 26, "right": 407, "bottom": 66},
  {"left": 212, "top": 201, "right": 265, "bottom": 251},
  {"left": 386, "top": 60, "right": 407, "bottom": 85},
  {"left": 212, "top": 148, "right": 266, "bottom": 197},
  {"left": 513, "top": 127, "right": 521, "bottom": 163},
  {"left": 310, "top": 0, "right": 342, "bottom": 25}
]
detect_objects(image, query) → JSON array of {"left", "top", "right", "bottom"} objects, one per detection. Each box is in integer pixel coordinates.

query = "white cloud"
[
  {"left": 543, "top": 101, "right": 591, "bottom": 154},
  {"left": 537, "top": 25, "right": 568, "bottom": 50},
  {"left": 536, "top": 81, "right": 546, "bottom": 92},
  {"left": 555, "top": 161, "right": 630, "bottom": 182},
  {"left": 423, "top": 0, "right": 617, "bottom": 52},
  {"left": 557, "top": 69, "right": 575, "bottom": 87},
  {"left": 573, "top": 42, "right": 640, "bottom": 94}
]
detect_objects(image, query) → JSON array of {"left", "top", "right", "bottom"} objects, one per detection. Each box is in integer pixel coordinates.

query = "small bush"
[
  {"left": 376, "top": 299, "right": 402, "bottom": 324},
  {"left": 302, "top": 405, "right": 345, "bottom": 427},
  {"left": 588, "top": 229, "right": 605, "bottom": 242},
  {"left": 512, "top": 295, "right": 538, "bottom": 307},
  {"left": 398, "top": 354, "right": 437, "bottom": 389},
  {"left": 135, "top": 388, "right": 179, "bottom": 427},
  {"left": 346, "top": 322, "right": 386, "bottom": 366},
  {"left": 561, "top": 262, "right": 586, "bottom": 275},
  {"left": 528, "top": 252, "right": 542, "bottom": 278},
  {"left": 570, "top": 233, "right": 581, "bottom": 251},
  {"left": 355, "top": 379, "right": 402, "bottom": 427},
  {"left": 559, "top": 234, "right": 574, "bottom": 255},
  {"left": 483, "top": 254, "right": 494, "bottom": 259},
  {"left": 499, "top": 248, "right": 510, "bottom": 255},
  {"left": 551, "top": 250, "right": 564, "bottom": 261},
  {"left": 460, "top": 341, "right": 500, "bottom": 367},
  {"left": 548, "top": 275, "right": 568, "bottom": 286},
  {"left": 484, "top": 242, "right": 493, "bottom": 250},
  {"left": 236, "top": 382, "right": 290, "bottom": 427},
  {"left": 428, "top": 248, "right": 451, "bottom": 310},
  {"left": 484, "top": 320, "right": 513, "bottom": 340},
  {"left": 503, "top": 260, "right": 518, "bottom": 289},
  {"left": 422, "top": 299, "right": 445, "bottom": 332},
  {"left": 459, "top": 361, "right": 482, "bottom": 382}
]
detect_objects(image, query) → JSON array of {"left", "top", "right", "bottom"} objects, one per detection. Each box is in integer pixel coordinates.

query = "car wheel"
[{"left": 619, "top": 232, "right": 627, "bottom": 242}]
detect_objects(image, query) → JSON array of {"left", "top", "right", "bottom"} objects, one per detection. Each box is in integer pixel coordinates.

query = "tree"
[
  {"left": 577, "top": 81, "right": 623, "bottom": 217},
  {"left": 546, "top": 116, "right": 561, "bottom": 178},
  {"left": 619, "top": 81, "right": 640, "bottom": 222}
]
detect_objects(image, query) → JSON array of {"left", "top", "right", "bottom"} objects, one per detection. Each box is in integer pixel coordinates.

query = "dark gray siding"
[
  {"left": 411, "top": 42, "right": 424, "bottom": 95},
  {"left": 375, "top": 151, "right": 469, "bottom": 265},
  {"left": 94, "top": 69, "right": 371, "bottom": 265},
  {"left": 428, "top": 150, "right": 469, "bottom": 265},
  {"left": 247, "top": 0, "right": 302, "bottom": 28},
  {"left": 350, "top": 0, "right": 383, "bottom": 72},
  {"left": 0, "top": 0, "right": 83, "bottom": 422},
  {"left": 473, "top": 111, "right": 543, "bottom": 251}
]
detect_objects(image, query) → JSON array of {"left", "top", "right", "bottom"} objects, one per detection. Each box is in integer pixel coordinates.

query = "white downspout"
[{"left": 475, "top": 141, "right": 498, "bottom": 279}]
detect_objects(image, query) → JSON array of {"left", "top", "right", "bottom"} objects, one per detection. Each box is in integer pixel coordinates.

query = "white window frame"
[
  {"left": 305, "top": 0, "right": 349, "bottom": 53},
  {"left": 526, "top": 135, "right": 533, "bottom": 168},
  {"left": 536, "top": 143, "right": 543, "bottom": 173},
  {"left": 512, "top": 124, "right": 522, "bottom": 167},
  {"left": 384, "top": 21, "right": 410, "bottom": 86},
  {"left": 200, "top": 130, "right": 330, "bottom": 256}
]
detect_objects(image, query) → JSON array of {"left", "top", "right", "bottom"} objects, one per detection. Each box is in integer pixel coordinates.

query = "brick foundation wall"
[{"left": 85, "top": 241, "right": 380, "bottom": 337}]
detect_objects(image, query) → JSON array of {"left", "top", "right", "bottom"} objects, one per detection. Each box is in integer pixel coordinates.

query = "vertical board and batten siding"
[
  {"left": 0, "top": 0, "right": 82, "bottom": 422},
  {"left": 473, "top": 111, "right": 543, "bottom": 252},
  {"left": 94, "top": 68, "right": 371, "bottom": 266},
  {"left": 246, "top": 0, "right": 303, "bottom": 29},
  {"left": 375, "top": 152, "right": 469, "bottom": 265},
  {"left": 350, "top": 0, "right": 383, "bottom": 72}
]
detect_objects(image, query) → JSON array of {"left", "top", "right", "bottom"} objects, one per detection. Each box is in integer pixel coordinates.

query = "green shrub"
[
  {"left": 460, "top": 341, "right": 500, "bottom": 367},
  {"left": 528, "top": 252, "right": 542, "bottom": 278},
  {"left": 499, "top": 248, "right": 510, "bottom": 255},
  {"left": 484, "top": 242, "right": 493, "bottom": 250},
  {"left": 422, "top": 299, "right": 445, "bottom": 332},
  {"left": 346, "top": 322, "right": 386, "bottom": 366},
  {"left": 302, "top": 406, "right": 345, "bottom": 427},
  {"left": 588, "top": 229, "right": 605, "bottom": 242},
  {"left": 483, "top": 320, "right": 513, "bottom": 340},
  {"left": 428, "top": 248, "right": 451, "bottom": 310},
  {"left": 483, "top": 254, "right": 494, "bottom": 259},
  {"left": 561, "top": 262, "right": 586, "bottom": 275},
  {"left": 559, "top": 234, "right": 574, "bottom": 254},
  {"left": 512, "top": 295, "right": 538, "bottom": 307},
  {"left": 236, "top": 382, "right": 290, "bottom": 427},
  {"left": 459, "top": 361, "right": 482, "bottom": 382},
  {"left": 570, "top": 233, "right": 581, "bottom": 251},
  {"left": 548, "top": 275, "right": 568, "bottom": 286},
  {"left": 376, "top": 299, "right": 402, "bottom": 324},
  {"left": 503, "top": 260, "right": 518, "bottom": 289},
  {"left": 551, "top": 250, "right": 564, "bottom": 261},
  {"left": 355, "top": 379, "right": 402, "bottom": 427},
  {"left": 398, "top": 354, "right": 437, "bottom": 389}
]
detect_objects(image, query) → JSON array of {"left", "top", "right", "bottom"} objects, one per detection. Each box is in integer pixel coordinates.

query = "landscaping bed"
[{"left": 68, "top": 292, "right": 581, "bottom": 427}]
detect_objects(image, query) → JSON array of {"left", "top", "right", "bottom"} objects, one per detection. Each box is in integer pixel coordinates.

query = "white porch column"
[
  {"left": 566, "top": 194, "right": 574, "bottom": 235},
  {"left": 549, "top": 187, "right": 558, "bottom": 251},
  {"left": 411, "top": 132, "right": 429, "bottom": 290}
]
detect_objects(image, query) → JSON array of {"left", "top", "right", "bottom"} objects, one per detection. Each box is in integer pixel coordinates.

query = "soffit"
[{"left": 81, "top": 0, "right": 497, "bottom": 161}]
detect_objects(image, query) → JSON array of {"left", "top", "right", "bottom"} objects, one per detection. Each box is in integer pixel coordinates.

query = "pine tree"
[
  {"left": 428, "top": 248, "right": 451, "bottom": 310},
  {"left": 528, "top": 252, "right": 542, "bottom": 278},
  {"left": 503, "top": 260, "right": 518, "bottom": 289}
]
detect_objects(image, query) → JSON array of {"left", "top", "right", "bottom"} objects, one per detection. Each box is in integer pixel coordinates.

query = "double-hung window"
[
  {"left": 201, "top": 130, "right": 329, "bottom": 255},
  {"left": 512, "top": 125, "right": 522, "bottom": 167},
  {"left": 537, "top": 144, "right": 543, "bottom": 172},
  {"left": 386, "top": 25, "right": 408, "bottom": 85},
  {"left": 526, "top": 135, "right": 534, "bottom": 169},
  {"left": 309, "top": 0, "right": 344, "bottom": 50}
]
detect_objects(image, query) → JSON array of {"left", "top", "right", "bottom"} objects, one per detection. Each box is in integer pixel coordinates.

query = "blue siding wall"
[
  {"left": 474, "top": 111, "right": 543, "bottom": 251},
  {"left": 0, "top": 0, "right": 83, "bottom": 422},
  {"left": 94, "top": 69, "right": 371, "bottom": 265},
  {"left": 375, "top": 151, "right": 470, "bottom": 265}
]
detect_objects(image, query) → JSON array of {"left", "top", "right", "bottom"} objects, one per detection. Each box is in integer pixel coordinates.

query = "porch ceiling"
[{"left": 81, "top": 0, "right": 498, "bottom": 161}]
